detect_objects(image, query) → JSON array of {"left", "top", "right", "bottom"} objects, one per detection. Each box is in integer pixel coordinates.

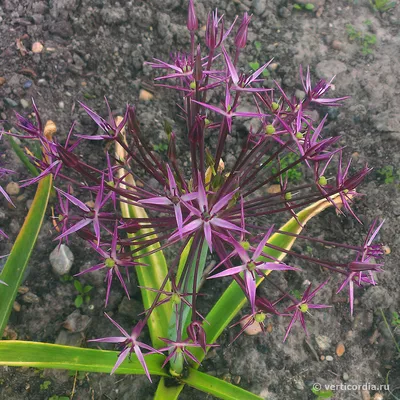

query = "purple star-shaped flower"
[{"left": 88, "top": 313, "right": 162, "bottom": 380}]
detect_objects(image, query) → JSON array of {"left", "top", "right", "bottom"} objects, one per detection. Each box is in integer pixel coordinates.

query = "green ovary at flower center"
[
  {"left": 171, "top": 293, "right": 181, "bottom": 305},
  {"left": 247, "top": 261, "right": 257, "bottom": 271},
  {"left": 240, "top": 240, "right": 251, "bottom": 250},
  {"left": 255, "top": 312, "right": 266, "bottom": 323},
  {"left": 105, "top": 258, "right": 116, "bottom": 268},
  {"left": 201, "top": 211, "right": 212, "bottom": 221},
  {"left": 318, "top": 176, "right": 328, "bottom": 186},
  {"left": 299, "top": 303, "right": 309, "bottom": 313}
]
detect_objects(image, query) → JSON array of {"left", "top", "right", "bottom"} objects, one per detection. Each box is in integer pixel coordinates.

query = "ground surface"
[{"left": 0, "top": 0, "right": 399, "bottom": 399}]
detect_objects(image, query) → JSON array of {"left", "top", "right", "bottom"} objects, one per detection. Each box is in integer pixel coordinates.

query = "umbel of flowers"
[{"left": 4, "top": 0, "right": 384, "bottom": 381}]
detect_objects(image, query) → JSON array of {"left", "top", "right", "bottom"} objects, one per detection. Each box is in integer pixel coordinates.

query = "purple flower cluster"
[{"left": 2, "top": 1, "right": 385, "bottom": 379}]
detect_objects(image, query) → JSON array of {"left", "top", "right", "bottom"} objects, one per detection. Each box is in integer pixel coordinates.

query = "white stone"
[{"left": 49, "top": 244, "right": 74, "bottom": 275}]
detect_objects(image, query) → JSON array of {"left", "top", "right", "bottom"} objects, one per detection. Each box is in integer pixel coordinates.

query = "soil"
[{"left": 0, "top": 0, "right": 399, "bottom": 399}]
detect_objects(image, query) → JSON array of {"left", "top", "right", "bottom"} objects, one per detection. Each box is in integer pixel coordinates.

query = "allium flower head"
[{"left": 88, "top": 313, "right": 162, "bottom": 380}]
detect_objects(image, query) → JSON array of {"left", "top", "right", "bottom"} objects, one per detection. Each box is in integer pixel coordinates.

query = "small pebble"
[
  {"left": 63, "top": 310, "right": 91, "bottom": 333},
  {"left": 332, "top": 40, "right": 343, "bottom": 50},
  {"left": 17, "top": 194, "right": 26, "bottom": 203},
  {"left": 4, "top": 98, "right": 18, "bottom": 108},
  {"left": 233, "top": 376, "right": 241, "bottom": 385},
  {"left": 240, "top": 315, "right": 263, "bottom": 335},
  {"left": 22, "top": 292, "right": 40, "bottom": 304},
  {"left": 325, "top": 355, "right": 333, "bottom": 361},
  {"left": 361, "top": 389, "right": 371, "bottom": 400},
  {"left": 49, "top": 244, "right": 74, "bottom": 276},
  {"left": 18, "top": 286, "right": 29, "bottom": 294},
  {"left": 139, "top": 89, "right": 153, "bottom": 101},
  {"left": 266, "top": 184, "right": 281, "bottom": 194},
  {"left": 3, "top": 326, "right": 18, "bottom": 340},
  {"left": 13, "top": 301, "right": 21, "bottom": 312},
  {"left": 6, "top": 182, "right": 20, "bottom": 196},
  {"left": 20, "top": 99, "right": 29, "bottom": 109},
  {"left": 342, "top": 372, "right": 349, "bottom": 381},
  {"left": 382, "top": 245, "right": 390, "bottom": 255},
  {"left": 320, "top": 355, "right": 325, "bottom": 361},
  {"left": 278, "top": 7, "right": 291, "bottom": 18},
  {"left": 373, "top": 394, "right": 383, "bottom": 400},
  {"left": 316, "top": 335, "right": 331, "bottom": 351},
  {"left": 58, "top": 101, "right": 64, "bottom": 109},
  {"left": 23, "top": 80, "right": 32, "bottom": 89},
  {"left": 0, "top": 77, "right": 6, "bottom": 86},
  {"left": 31, "top": 42, "right": 43, "bottom": 53},
  {"left": 268, "top": 62, "right": 279, "bottom": 71},
  {"left": 336, "top": 342, "right": 345, "bottom": 357}
]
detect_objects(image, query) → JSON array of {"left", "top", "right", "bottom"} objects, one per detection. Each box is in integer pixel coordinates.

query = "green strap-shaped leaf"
[
  {"left": 115, "top": 125, "right": 171, "bottom": 349},
  {"left": 0, "top": 341, "right": 260, "bottom": 400},
  {"left": 157, "top": 194, "right": 343, "bottom": 399},
  {"left": 0, "top": 341, "right": 167, "bottom": 376},
  {"left": 6, "top": 135, "right": 39, "bottom": 177},
  {"left": 181, "top": 369, "right": 263, "bottom": 400},
  {"left": 0, "top": 174, "right": 52, "bottom": 336}
]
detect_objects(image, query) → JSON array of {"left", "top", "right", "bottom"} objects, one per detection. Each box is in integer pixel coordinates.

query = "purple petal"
[
  {"left": 197, "top": 173, "right": 208, "bottom": 212},
  {"left": 104, "top": 312, "right": 130, "bottom": 338},
  {"left": 169, "top": 219, "right": 202, "bottom": 241},
  {"left": 203, "top": 222, "right": 213, "bottom": 253},
  {"left": 88, "top": 336, "right": 126, "bottom": 343},
  {"left": 221, "top": 46, "right": 239, "bottom": 84},
  {"left": 211, "top": 217, "right": 244, "bottom": 232},
  {"left": 78, "top": 101, "right": 113, "bottom": 134},
  {"left": 55, "top": 188, "right": 91, "bottom": 212},
  {"left": 111, "top": 347, "right": 131, "bottom": 375},
  {"left": 211, "top": 188, "right": 238, "bottom": 214},
  {"left": 191, "top": 100, "right": 229, "bottom": 118},
  {"left": 253, "top": 225, "right": 274, "bottom": 260},
  {"left": 139, "top": 197, "right": 172, "bottom": 206},
  {"left": 208, "top": 264, "right": 246, "bottom": 279},
  {"left": 54, "top": 218, "right": 92, "bottom": 242},
  {"left": 134, "top": 345, "right": 152, "bottom": 382},
  {"left": 244, "top": 270, "right": 256, "bottom": 312}
]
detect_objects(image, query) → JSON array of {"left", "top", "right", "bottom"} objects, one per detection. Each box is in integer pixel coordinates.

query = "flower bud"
[
  {"left": 234, "top": 12, "right": 252, "bottom": 49},
  {"left": 187, "top": 0, "right": 198, "bottom": 32},
  {"left": 167, "top": 132, "right": 177, "bottom": 163},
  {"left": 187, "top": 321, "right": 207, "bottom": 352},
  {"left": 194, "top": 45, "right": 203, "bottom": 83}
]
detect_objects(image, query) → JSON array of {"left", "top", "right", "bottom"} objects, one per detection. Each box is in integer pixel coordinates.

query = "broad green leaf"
[
  {"left": 74, "top": 280, "right": 83, "bottom": 293},
  {"left": 6, "top": 135, "right": 39, "bottom": 177},
  {"left": 0, "top": 174, "right": 52, "bottom": 336},
  {"left": 115, "top": 118, "right": 171, "bottom": 348},
  {"left": 248, "top": 61, "right": 260, "bottom": 71},
  {"left": 0, "top": 341, "right": 168, "bottom": 376},
  {"left": 176, "top": 238, "right": 193, "bottom": 283},
  {"left": 181, "top": 369, "right": 263, "bottom": 400},
  {"left": 154, "top": 378, "right": 184, "bottom": 400},
  {"left": 74, "top": 295, "right": 83, "bottom": 308},
  {"left": 83, "top": 285, "right": 93, "bottom": 293}
]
